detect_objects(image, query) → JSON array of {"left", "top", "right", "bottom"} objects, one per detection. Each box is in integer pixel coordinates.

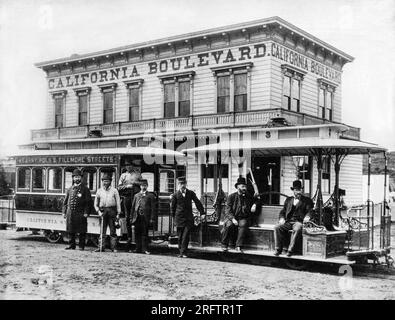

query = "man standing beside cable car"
[
  {"left": 170, "top": 177, "right": 205, "bottom": 258},
  {"left": 95, "top": 173, "right": 122, "bottom": 252},
  {"left": 118, "top": 161, "right": 141, "bottom": 252},
  {"left": 274, "top": 180, "right": 313, "bottom": 257},
  {"left": 130, "top": 179, "right": 156, "bottom": 254},
  {"left": 63, "top": 169, "right": 93, "bottom": 251}
]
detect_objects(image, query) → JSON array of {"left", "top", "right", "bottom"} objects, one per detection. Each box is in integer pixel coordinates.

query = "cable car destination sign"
[
  {"left": 16, "top": 155, "right": 118, "bottom": 165},
  {"left": 48, "top": 41, "right": 341, "bottom": 90}
]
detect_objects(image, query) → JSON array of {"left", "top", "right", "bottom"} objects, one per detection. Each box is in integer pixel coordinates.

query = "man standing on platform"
[
  {"left": 63, "top": 169, "right": 93, "bottom": 251},
  {"left": 274, "top": 180, "right": 313, "bottom": 257},
  {"left": 118, "top": 161, "right": 141, "bottom": 252},
  {"left": 221, "top": 177, "right": 258, "bottom": 253},
  {"left": 130, "top": 179, "right": 156, "bottom": 254},
  {"left": 170, "top": 177, "right": 205, "bottom": 258},
  {"left": 94, "top": 173, "right": 121, "bottom": 252}
]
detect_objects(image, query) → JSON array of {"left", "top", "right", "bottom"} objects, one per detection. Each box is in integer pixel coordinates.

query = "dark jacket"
[
  {"left": 62, "top": 183, "right": 93, "bottom": 233},
  {"left": 170, "top": 189, "right": 205, "bottom": 227},
  {"left": 279, "top": 195, "right": 314, "bottom": 222},
  {"left": 224, "top": 191, "right": 258, "bottom": 221},
  {"left": 130, "top": 191, "right": 157, "bottom": 225}
]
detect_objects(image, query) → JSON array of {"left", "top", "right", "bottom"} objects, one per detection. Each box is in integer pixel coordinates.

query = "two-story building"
[{"left": 23, "top": 16, "right": 379, "bottom": 210}]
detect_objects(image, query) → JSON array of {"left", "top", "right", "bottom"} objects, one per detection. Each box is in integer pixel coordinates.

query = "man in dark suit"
[
  {"left": 170, "top": 177, "right": 205, "bottom": 258},
  {"left": 221, "top": 177, "right": 259, "bottom": 253},
  {"left": 62, "top": 169, "right": 93, "bottom": 250},
  {"left": 274, "top": 180, "right": 313, "bottom": 257},
  {"left": 130, "top": 179, "right": 156, "bottom": 254}
]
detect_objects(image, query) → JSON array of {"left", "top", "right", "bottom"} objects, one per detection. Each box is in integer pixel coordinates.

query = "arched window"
[
  {"left": 32, "top": 168, "right": 46, "bottom": 191},
  {"left": 17, "top": 167, "right": 31, "bottom": 190},
  {"left": 48, "top": 167, "right": 62, "bottom": 192}
]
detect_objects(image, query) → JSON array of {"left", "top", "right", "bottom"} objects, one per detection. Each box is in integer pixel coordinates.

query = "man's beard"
[{"left": 73, "top": 179, "right": 81, "bottom": 184}]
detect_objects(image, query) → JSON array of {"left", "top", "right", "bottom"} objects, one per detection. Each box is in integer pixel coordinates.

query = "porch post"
[
  {"left": 382, "top": 152, "right": 388, "bottom": 248},
  {"left": 367, "top": 152, "right": 372, "bottom": 249},
  {"left": 316, "top": 150, "right": 323, "bottom": 225},
  {"left": 334, "top": 153, "right": 340, "bottom": 226}
]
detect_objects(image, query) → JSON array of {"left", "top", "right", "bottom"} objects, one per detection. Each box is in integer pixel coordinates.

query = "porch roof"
[{"left": 181, "top": 138, "right": 387, "bottom": 156}]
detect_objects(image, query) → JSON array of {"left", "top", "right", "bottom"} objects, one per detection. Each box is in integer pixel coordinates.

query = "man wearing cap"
[
  {"left": 221, "top": 177, "right": 259, "bottom": 253},
  {"left": 94, "top": 173, "right": 121, "bottom": 252},
  {"left": 274, "top": 180, "right": 313, "bottom": 257},
  {"left": 62, "top": 169, "right": 93, "bottom": 250},
  {"left": 118, "top": 162, "right": 142, "bottom": 251},
  {"left": 130, "top": 179, "right": 156, "bottom": 254},
  {"left": 170, "top": 177, "right": 205, "bottom": 258}
]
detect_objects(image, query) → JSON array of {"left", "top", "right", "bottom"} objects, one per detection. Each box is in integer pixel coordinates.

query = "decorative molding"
[
  {"left": 51, "top": 90, "right": 68, "bottom": 98},
  {"left": 210, "top": 61, "right": 253, "bottom": 73},
  {"left": 73, "top": 87, "right": 91, "bottom": 95},
  {"left": 123, "top": 78, "right": 144, "bottom": 88},
  {"left": 157, "top": 70, "right": 195, "bottom": 82},
  {"left": 281, "top": 63, "right": 307, "bottom": 77},
  {"left": 98, "top": 82, "right": 117, "bottom": 91},
  {"left": 317, "top": 78, "right": 338, "bottom": 90}
]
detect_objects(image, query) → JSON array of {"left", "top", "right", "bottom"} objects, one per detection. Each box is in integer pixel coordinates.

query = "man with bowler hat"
[
  {"left": 274, "top": 180, "right": 313, "bottom": 257},
  {"left": 221, "top": 176, "right": 259, "bottom": 253},
  {"left": 94, "top": 172, "right": 121, "bottom": 252},
  {"left": 130, "top": 179, "right": 156, "bottom": 254},
  {"left": 63, "top": 169, "right": 93, "bottom": 250},
  {"left": 170, "top": 177, "right": 205, "bottom": 258}
]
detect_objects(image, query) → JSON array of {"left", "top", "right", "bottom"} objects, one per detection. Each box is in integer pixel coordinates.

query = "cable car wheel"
[{"left": 44, "top": 230, "right": 62, "bottom": 243}]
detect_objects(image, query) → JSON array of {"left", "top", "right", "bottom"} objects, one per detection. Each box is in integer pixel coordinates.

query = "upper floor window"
[
  {"left": 124, "top": 79, "right": 144, "bottom": 122},
  {"left": 159, "top": 72, "right": 195, "bottom": 118},
  {"left": 52, "top": 91, "right": 67, "bottom": 128},
  {"left": 281, "top": 65, "right": 305, "bottom": 113},
  {"left": 212, "top": 63, "right": 252, "bottom": 114},
  {"left": 318, "top": 79, "right": 336, "bottom": 121},
  {"left": 74, "top": 87, "right": 91, "bottom": 126},
  {"left": 99, "top": 83, "right": 117, "bottom": 124}
]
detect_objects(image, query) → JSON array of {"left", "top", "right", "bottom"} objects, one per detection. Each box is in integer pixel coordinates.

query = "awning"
[
  {"left": 13, "top": 147, "right": 186, "bottom": 158},
  {"left": 181, "top": 138, "right": 387, "bottom": 156}
]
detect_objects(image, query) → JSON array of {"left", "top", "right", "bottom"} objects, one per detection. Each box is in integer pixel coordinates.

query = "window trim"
[
  {"left": 317, "top": 79, "right": 337, "bottom": 121},
  {"left": 17, "top": 167, "right": 32, "bottom": 192},
  {"left": 124, "top": 79, "right": 144, "bottom": 122},
  {"left": 51, "top": 90, "right": 67, "bottom": 128},
  {"left": 281, "top": 64, "right": 305, "bottom": 113},
  {"left": 73, "top": 87, "right": 91, "bottom": 126},
  {"left": 47, "top": 167, "right": 63, "bottom": 193},
  {"left": 158, "top": 71, "right": 195, "bottom": 118},
  {"left": 32, "top": 167, "right": 46, "bottom": 192},
  {"left": 98, "top": 83, "right": 117, "bottom": 124},
  {"left": 211, "top": 62, "right": 253, "bottom": 113}
]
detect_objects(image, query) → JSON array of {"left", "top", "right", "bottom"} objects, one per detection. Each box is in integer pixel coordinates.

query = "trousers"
[
  {"left": 69, "top": 232, "right": 86, "bottom": 249},
  {"left": 177, "top": 224, "right": 193, "bottom": 255},
  {"left": 134, "top": 215, "right": 149, "bottom": 252},
  {"left": 221, "top": 218, "right": 249, "bottom": 248},
  {"left": 100, "top": 207, "right": 117, "bottom": 250},
  {"left": 274, "top": 221, "right": 303, "bottom": 253}
]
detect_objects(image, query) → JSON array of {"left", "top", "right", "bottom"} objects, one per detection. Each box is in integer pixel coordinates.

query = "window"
[
  {"left": 129, "top": 87, "right": 139, "bottom": 121},
  {"left": 32, "top": 168, "right": 45, "bottom": 191},
  {"left": 201, "top": 164, "right": 229, "bottom": 194},
  {"left": 164, "top": 82, "right": 175, "bottom": 118},
  {"left": 294, "top": 156, "right": 312, "bottom": 195},
  {"left": 217, "top": 74, "right": 230, "bottom": 113},
  {"left": 318, "top": 80, "right": 336, "bottom": 121},
  {"left": 281, "top": 65, "right": 304, "bottom": 112},
  {"left": 178, "top": 80, "right": 190, "bottom": 117},
  {"left": 78, "top": 95, "right": 88, "bottom": 125},
  {"left": 159, "top": 169, "right": 175, "bottom": 194},
  {"left": 103, "top": 91, "right": 113, "bottom": 124},
  {"left": 54, "top": 96, "right": 64, "bottom": 128},
  {"left": 17, "top": 168, "right": 31, "bottom": 190},
  {"left": 322, "top": 156, "right": 331, "bottom": 194},
  {"left": 99, "top": 84, "right": 117, "bottom": 124},
  {"left": 82, "top": 167, "right": 97, "bottom": 192},
  {"left": 212, "top": 63, "right": 252, "bottom": 114},
  {"left": 64, "top": 167, "right": 77, "bottom": 190},
  {"left": 48, "top": 168, "right": 62, "bottom": 192}
]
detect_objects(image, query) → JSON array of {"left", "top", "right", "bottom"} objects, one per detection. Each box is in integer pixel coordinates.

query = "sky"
[{"left": 0, "top": 0, "right": 394, "bottom": 157}]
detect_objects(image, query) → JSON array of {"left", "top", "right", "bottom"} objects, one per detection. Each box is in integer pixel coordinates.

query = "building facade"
[{"left": 26, "top": 17, "right": 364, "bottom": 206}]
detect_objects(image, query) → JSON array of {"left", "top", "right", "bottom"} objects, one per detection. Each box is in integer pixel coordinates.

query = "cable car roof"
[{"left": 182, "top": 138, "right": 387, "bottom": 156}]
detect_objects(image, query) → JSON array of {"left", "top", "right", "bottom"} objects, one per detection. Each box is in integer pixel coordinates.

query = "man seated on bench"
[{"left": 274, "top": 180, "right": 313, "bottom": 257}]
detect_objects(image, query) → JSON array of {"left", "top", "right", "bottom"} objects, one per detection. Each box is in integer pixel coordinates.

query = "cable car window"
[
  {"left": 48, "top": 168, "right": 62, "bottom": 192},
  {"left": 99, "top": 167, "right": 116, "bottom": 187},
  {"left": 83, "top": 167, "right": 97, "bottom": 191},
  {"left": 64, "top": 167, "right": 77, "bottom": 190},
  {"left": 159, "top": 169, "right": 175, "bottom": 194},
  {"left": 32, "top": 168, "right": 46, "bottom": 191},
  {"left": 17, "top": 167, "right": 31, "bottom": 190},
  {"left": 141, "top": 172, "right": 154, "bottom": 192}
]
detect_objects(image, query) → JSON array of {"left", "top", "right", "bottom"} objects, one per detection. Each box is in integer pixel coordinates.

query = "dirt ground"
[{"left": 1, "top": 228, "right": 395, "bottom": 300}]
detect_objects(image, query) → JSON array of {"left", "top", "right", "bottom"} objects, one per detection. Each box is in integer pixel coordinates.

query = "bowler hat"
[
  {"left": 177, "top": 176, "right": 187, "bottom": 184},
  {"left": 290, "top": 180, "right": 303, "bottom": 191},
  {"left": 101, "top": 173, "right": 113, "bottom": 181},
  {"left": 234, "top": 177, "right": 247, "bottom": 188},
  {"left": 338, "top": 188, "right": 346, "bottom": 196},
  {"left": 72, "top": 169, "right": 82, "bottom": 177}
]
